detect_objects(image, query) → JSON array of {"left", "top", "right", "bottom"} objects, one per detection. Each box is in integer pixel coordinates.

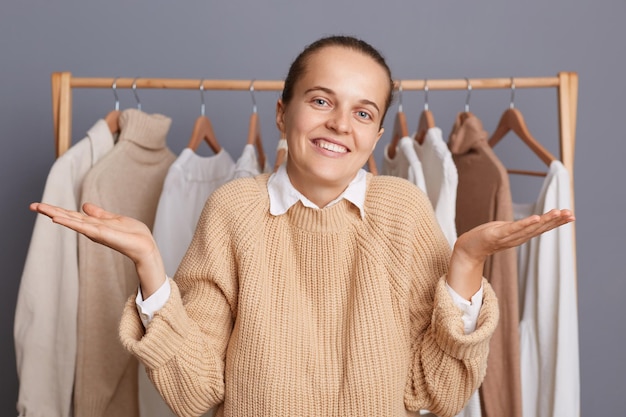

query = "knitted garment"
[
  {"left": 449, "top": 113, "right": 522, "bottom": 417},
  {"left": 120, "top": 174, "right": 499, "bottom": 417},
  {"left": 76, "top": 109, "right": 176, "bottom": 417}
]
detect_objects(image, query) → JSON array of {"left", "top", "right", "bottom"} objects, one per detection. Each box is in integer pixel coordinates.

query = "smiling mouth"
[{"left": 313, "top": 139, "right": 349, "bottom": 154}]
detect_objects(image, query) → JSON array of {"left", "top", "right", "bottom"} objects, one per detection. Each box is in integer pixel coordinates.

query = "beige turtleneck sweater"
[
  {"left": 448, "top": 113, "right": 522, "bottom": 417},
  {"left": 75, "top": 108, "right": 176, "bottom": 417},
  {"left": 120, "top": 173, "right": 499, "bottom": 417}
]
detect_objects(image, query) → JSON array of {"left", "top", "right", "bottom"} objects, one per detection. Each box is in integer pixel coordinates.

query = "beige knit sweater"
[
  {"left": 119, "top": 174, "right": 499, "bottom": 417},
  {"left": 76, "top": 109, "right": 176, "bottom": 417}
]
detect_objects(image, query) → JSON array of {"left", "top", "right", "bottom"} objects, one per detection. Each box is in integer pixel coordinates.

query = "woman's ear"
[{"left": 275, "top": 99, "right": 286, "bottom": 134}]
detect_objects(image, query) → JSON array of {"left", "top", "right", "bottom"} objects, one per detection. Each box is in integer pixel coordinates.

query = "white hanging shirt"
[
  {"left": 413, "top": 127, "right": 458, "bottom": 248},
  {"left": 233, "top": 143, "right": 272, "bottom": 179},
  {"left": 514, "top": 160, "right": 579, "bottom": 417},
  {"left": 152, "top": 148, "right": 236, "bottom": 277},
  {"left": 14, "top": 119, "right": 114, "bottom": 417},
  {"left": 381, "top": 136, "right": 427, "bottom": 193}
]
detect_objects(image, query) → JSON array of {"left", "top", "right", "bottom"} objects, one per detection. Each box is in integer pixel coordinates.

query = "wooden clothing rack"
[
  {"left": 50, "top": 71, "right": 579, "bottom": 247},
  {"left": 51, "top": 71, "right": 578, "bottom": 176}
]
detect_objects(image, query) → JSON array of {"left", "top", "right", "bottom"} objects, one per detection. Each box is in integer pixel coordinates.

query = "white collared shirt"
[
  {"left": 137, "top": 166, "right": 482, "bottom": 328},
  {"left": 268, "top": 164, "right": 367, "bottom": 218}
]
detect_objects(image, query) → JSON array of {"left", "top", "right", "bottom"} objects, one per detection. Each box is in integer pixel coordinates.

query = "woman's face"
[{"left": 276, "top": 46, "right": 388, "bottom": 203}]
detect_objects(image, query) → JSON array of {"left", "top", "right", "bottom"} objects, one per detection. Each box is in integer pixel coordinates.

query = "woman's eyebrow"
[{"left": 304, "top": 86, "right": 335, "bottom": 96}]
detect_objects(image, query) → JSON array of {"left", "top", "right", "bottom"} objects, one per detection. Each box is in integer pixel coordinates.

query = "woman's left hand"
[{"left": 446, "top": 208, "right": 575, "bottom": 299}]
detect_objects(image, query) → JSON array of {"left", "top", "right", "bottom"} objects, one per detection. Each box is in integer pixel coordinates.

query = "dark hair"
[{"left": 281, "top": 35, "right": 395, "bottom": 126}]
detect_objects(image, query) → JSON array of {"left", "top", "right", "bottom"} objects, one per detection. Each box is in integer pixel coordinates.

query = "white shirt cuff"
[
  {"left": 135, "top": 277, "right": 171, "bottom": 328},
  {"left": 445, "top": 283, "right": 483, "bottom": 334}
]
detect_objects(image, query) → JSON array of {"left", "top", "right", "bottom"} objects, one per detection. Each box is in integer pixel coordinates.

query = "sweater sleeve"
[
  {"left": 401, "top": 184, "right": 499, "bottom": 417},
  {"left": 119, "top": 182, "right": 245, "bottom": 417}
]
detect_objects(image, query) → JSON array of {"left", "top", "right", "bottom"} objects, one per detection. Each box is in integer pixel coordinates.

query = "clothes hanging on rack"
[
  {"left": 381, "top": 135, "right": 427, "bottom": 192},
  {"left": 514, "top": 161, "right": 579, "bottom": 417},
  {"left": 14, "top": 119, "right": 115, "bottom": 417},
  {"left": 449, "top": 113, "right": 523, "bottom": 417},
  {"left": 413, "top": 127, "right": 458, "bottom": 248},
  {"left": 233, "top": 143, "right": 272, "bottom": 179},
  {"left": 152, "top": 148, "right": 236, "bottom": 278},
  {"left": 74, "top": 108, "right": 176, "bottom": 417}
]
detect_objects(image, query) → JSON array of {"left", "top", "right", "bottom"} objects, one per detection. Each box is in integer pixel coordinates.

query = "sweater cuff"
[
  {"left": 119, "top": 278, "right": 191, "bottom": 370},
  {"left": 431, "top": 276, "right": 499, "bottom": 360}
]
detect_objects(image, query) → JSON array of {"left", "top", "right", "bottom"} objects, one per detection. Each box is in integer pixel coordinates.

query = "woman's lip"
[{"left": 311, "top": 137, "right": 351, "bottom": 153}]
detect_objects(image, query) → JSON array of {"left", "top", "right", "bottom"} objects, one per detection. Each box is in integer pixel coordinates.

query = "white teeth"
[{"left": 317, "top": 140, "right": 348, "bottom": 153}]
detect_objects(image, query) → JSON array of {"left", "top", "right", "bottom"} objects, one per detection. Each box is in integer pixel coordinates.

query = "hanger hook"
[
  {"left": 249, "top": 79, "right": 257, "bottom": 113},
  {"left": 509, "top": 77, "right": 516, "bottom": 109},
  {"left": 132, "top": 77, "right": 142, "bottom": 111},
  {"left": 112, "top": 77, "right": 120, "bottom": 111},
  {"left": 398, "top": 81, "right": 404, "bottom": 112},
  {"left": 464, "top": 77, "right": 472, "bottom": 112},
  {"left": 423, "top": 79, "right": 429, "bottom": 111},
  {"left": 199, "top": 79, "right": 206, "bottom": 117}
]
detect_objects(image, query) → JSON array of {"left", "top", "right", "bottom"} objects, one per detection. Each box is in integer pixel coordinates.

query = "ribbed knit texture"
[
  {"left": 120, "top": 174, "right": 499, "bottom": 417},
  {"left": 449, "top": 113, "right": 522, "bottom": 417},
  {"left": 75, "top": 109, "right": 176, "bottom": 417}
]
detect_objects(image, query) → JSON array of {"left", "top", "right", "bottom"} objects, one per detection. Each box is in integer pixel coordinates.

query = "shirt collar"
[{"left": 267, "top": 164, "right": 367, "bottom": 219}]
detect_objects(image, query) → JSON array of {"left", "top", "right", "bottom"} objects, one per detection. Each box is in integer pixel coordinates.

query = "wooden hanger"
[
  {"left": 105, "top": 78, "right": 121, "bottom": 134},
  {"left": 187, "top": 80, "right": 221, "bottom": 153},
  {"left": 247, "top": 81, "right": 266, "bottom": 171},
  {"left": 104, "top": 110, "right": 120, "bottom": 135},
  {"left": 415, "top": 80, "right": 435, "bottom": 144},
  {"left": 415, "top": 110, "right": 435, "bottom": 144},
  {"left": 488, "top": 79, "right": 556, "bottom": 167},
  {"left": 387, "top": 83, "right": 409, "bottom": 159},
  {"left": 188, "top": 115, "right": 221, "bottom": 152},
  {"left": 273, "top": 133, "right": 288, "bottom": 173}
]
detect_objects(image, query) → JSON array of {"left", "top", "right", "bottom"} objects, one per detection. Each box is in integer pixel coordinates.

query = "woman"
[{"left": 31, "top": 36, "right": 574, "bottom": 417}]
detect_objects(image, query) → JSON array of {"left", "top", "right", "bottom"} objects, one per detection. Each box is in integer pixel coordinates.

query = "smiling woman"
[
  {"left": 276, "top": 44, "right": 389, "bottom": 207},
  {"left": 29, "top": 35, "right": 574, "bottom": 417}
]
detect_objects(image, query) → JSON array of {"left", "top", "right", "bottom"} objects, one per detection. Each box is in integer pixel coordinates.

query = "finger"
[
  {"left": 531, "top": 209, "right": 575, "bottom": 236},
  {"left": 30, "top": 202, "right": 82, "bottom": 221},
  {"left": 82, "top": 202, "right": 118, "bottom": 220},
  {"left": 503, "top": 209, "right": 574, "bottom": 247}
]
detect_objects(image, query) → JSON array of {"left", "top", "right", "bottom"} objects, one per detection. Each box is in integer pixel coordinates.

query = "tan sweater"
[
  {"left": 119, "top": 174, "right": 499, "bottom": 417},
  {"left": 449, "top": 113, "right": 522, "bottom": 417},
  {"left": 76, "top": 109, "right": 176, "bottom": 417}
]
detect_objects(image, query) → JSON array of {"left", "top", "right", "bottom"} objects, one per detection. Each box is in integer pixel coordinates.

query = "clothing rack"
[
  {"left": 51, "top": 72, "right": 578, "bottom": 175},
  {"left": 50, "top": 71, "right": 579, "bottom": 267}
]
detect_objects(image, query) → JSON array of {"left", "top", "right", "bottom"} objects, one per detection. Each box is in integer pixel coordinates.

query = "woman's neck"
[{"left": 285, "top": 165, "right": 352, "bottom": 208}]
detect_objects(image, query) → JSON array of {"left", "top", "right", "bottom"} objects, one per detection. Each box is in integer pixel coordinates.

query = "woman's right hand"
[{"left": 30, "top": 202, "right": 166, "bottom": 297}]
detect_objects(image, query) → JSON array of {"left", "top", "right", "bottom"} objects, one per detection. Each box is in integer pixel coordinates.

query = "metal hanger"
[{"left": 247, "top": 80, "right": 266, "bottom": 170}]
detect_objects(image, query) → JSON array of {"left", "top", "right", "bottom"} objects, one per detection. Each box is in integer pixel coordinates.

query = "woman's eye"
[
  {"left": 356, "top": 111, "right": 371, "bottom": 120},
  {"left": 313, "top": 98, "right": 328, "bottom": 106}
]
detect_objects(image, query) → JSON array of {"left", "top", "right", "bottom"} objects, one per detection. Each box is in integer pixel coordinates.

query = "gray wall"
[{"left": 2, "top": 0, "right": 623, "bottom": 415}]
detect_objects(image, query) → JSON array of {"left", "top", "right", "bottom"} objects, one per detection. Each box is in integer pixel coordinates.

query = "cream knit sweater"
[{"left": 119, "top": 174, "right": 499, "bottom": 417}]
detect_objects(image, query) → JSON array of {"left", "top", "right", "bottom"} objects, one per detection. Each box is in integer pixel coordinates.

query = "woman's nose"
[{"left": 326, "top": 108, "right": 352, "bottom": 134}]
